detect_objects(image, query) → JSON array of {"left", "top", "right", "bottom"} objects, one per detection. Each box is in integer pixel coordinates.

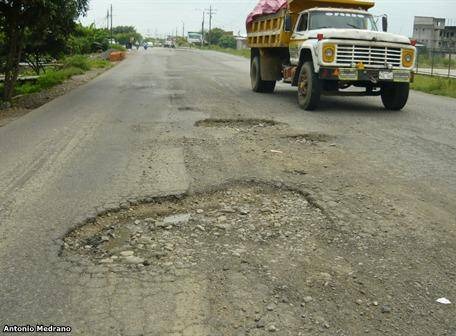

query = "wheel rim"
[{"left": 298, "top": 71, "right": 309, "bottom": 98}]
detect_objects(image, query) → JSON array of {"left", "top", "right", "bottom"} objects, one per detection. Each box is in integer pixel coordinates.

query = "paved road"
[{"left": 1, "top": 48, "right": 455, "bottom": 335}]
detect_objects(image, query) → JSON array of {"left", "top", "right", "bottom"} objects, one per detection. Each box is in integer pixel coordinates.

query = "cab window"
[{"left": 296, "top": 14, "right": 309, "bottom": 32}]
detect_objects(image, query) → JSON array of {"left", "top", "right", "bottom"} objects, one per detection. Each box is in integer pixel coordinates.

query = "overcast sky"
[{"left": 81, "top": 0, "right": 456, "bottom": 38}]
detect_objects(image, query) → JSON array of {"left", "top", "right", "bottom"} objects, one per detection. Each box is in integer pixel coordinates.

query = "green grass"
[
  {"left": 12, "top": 55, "right": 111, "bottom": 96},
  {"left": 14, "top": 67, "right": 84, "bottom": 95},
  {"left": 88, "top": 58, "right": 112, "bottom": 69},
  {"left": 201, "top": 46, "right": 250, "bottom": 59},
  {"left": 417, "top": 54, "right": 456, "bottom": 69},
  {"left": 63, "top": 55, "right": 91, "bottom": 71},
  {"left": 109, "top": 44, "right": 127, "bottom": 51},
  {"left": 411, "top": 75, "right": 456, "bottom": 99}
]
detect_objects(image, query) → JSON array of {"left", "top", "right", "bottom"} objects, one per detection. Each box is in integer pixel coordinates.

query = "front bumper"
[{"left": 319, "top": 67, "right": 413, "bottom": 83}]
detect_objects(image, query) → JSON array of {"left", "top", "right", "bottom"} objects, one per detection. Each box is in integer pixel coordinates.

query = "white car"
[{"left": 164, "top": 40, "right": 175, "bottom": 48}]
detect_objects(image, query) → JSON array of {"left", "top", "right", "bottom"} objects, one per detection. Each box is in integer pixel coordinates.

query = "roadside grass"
[
  {"left": 417, "top": 54, "right": 456, "bottom": 69},
  {"left": 109, "top": 44, "right": 127, "bottom": 52},
  {"left": 201, "top": 45, "right": 250, "bottom": 59},
  {"left": 12, "top": 55, "right": 112, "bottom": 96},
  {"left": 411, "top": 75, "right": 456, "bottom": 99}
]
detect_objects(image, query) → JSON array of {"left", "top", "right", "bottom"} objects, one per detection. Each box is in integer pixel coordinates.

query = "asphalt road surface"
[{"left": 0, "top": 48, "right": 455, "bottom": 335}]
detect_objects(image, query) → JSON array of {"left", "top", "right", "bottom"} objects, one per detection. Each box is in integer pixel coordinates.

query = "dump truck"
[{"left": 246, "top": 0, "right": 416, "bottom": 110}]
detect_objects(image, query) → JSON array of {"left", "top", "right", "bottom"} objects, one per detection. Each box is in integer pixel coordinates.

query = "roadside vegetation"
[
  {"left": 195, "top": 27, "right": 250, "bottom": 59},
  {"left": 0, "top": 1, "right": 142, "bottom": 105},
  {"left": 417, "top": 52, "right": 456, "bottom": 69},
  {"left": 411, "top": 75, "right": 456, "bottom": 98},
  {"left": 12, "top": 56, "right": 111, "bottom": 96},
  {"left": 202, "top": 45, "right": 250, "bottom": 59}
]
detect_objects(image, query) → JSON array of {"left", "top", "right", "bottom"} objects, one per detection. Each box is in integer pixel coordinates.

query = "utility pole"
[
  {"left": 206, "top": 5, "right": 216, "bottom": 46},
  {"left": 201, "top": 10, "right": 205, "bottom": 47},
  {"left": 110, "top": 4, "right": 113, "bottom": 42},
  {"left": 182, "top": 21, "right": 185, "bottom": 38},
  {"left": 107, "top": 10, "right": 110, "bottom": 31}
]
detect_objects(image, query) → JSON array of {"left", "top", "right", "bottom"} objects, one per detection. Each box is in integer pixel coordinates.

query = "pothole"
[
  {"left": 178, "top": 106, "right": 195, "bottom": 111},
  {"left": 62, "top": 182, "right": 327, "bottom": 271},
  {"left": 286, "top": 133, "right": 333, "bottom": 144},
  {"left": 195, "top": 118, "right": 282, "bottom": 129}
]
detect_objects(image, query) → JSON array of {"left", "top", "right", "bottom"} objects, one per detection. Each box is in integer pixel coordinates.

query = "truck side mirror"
[
  {"left": 382, "top": 16, "right": 388, "bottom": 32},
  {"left": 284, "top": 15, "right": 292, "bottom": 32}
]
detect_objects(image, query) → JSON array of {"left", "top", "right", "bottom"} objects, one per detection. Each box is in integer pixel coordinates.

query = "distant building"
[
  {"left": 441, "top": 26, "right": 456, "bottom": 49},
  {"left": 413, "top": 16, "right": 456, "bottom": 50},
  {"left": 235, "top": 36, "right": 248, "bottom": 50}
]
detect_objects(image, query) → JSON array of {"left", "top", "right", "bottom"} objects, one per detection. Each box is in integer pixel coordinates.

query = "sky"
[{"left": 81, "top": 0, "right": 456, "bottom": 38}]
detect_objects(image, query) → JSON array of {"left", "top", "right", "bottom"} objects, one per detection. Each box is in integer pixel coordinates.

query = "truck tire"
[
  {"left": 297, "top": 62, "right": 321, "bottom": 111},
  {"left": 381, "top": 82, "right": 409, "bottom": 111},
  {"left": 251, "top": 56, "right": 276, "bottom": 93}
]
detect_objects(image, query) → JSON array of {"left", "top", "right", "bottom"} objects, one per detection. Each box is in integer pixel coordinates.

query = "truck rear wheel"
[
  {"left": 251, "top": 56, "right": 276, "bottom": 93},
  {"left": 381, "top": 82, "right": 410, "bottom": 111},
  {"left": 297, "top": 62, "right": 321, "bottom": 111}
]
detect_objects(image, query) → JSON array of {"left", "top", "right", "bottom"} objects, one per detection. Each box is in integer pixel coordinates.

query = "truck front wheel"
[
  {"left": 251, "top": 56, "right": 276, "bottom": 93},
  {"left": 297, "top": 62, "right": 321, "bottom": 111},
  {"left": 381, "top": 82, "right": 410, "bottom": 111}
]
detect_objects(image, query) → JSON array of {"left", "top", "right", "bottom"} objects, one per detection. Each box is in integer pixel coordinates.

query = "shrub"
[
  {"left": 63, "top": 55, "right": 91, "bottom": 71},
  {"left": 14, "top": 82, "right": 40, "bottom": 95},
  {"left": 89, "top": 58, "right": 111, "bottom": 69},
  {"left": 219, "top": 35, "right": 236, "bottom": 49},
  {"left": 109, "top": 44, "right": 126, "bottom": 51},
  {"left": 36, "top": 67, "right": 84, "bottom": 89}
]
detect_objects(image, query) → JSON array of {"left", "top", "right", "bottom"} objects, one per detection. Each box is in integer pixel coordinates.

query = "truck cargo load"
[{"left": 246, "top": 0, "right": 287, "bottom": 24}]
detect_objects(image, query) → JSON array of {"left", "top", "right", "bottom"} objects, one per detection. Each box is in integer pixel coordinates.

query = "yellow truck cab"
[{"left": 247, "top": 0, "right": 416, "bottom": 110}]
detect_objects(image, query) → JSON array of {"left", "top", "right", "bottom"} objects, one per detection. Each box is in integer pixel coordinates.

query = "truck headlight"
[
  {"left": 402, "top": 49, "right": 415, "bottom": 68},
  {"left": 323, "top": 44, "right": 336, "bottom": 63}
]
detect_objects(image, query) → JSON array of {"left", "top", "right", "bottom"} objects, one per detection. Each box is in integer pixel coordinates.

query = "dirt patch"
[{"left": 195, "top": 118, "right": 283, "bottom": 129}]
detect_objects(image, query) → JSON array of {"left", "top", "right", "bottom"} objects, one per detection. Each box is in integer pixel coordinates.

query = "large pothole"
[
  {"left": 62, "top": 183, "right": 328, "bottom": 271},
  {"left": 195, "top": 118, "right": 283, "bottom": 129},
  {"left": 285, "top": 133, "right": 334, "bottom": 145}
]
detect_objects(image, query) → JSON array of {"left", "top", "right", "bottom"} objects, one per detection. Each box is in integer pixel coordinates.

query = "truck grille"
[{"left": 336, "top": 45, "right": 402, "bottom": 68}]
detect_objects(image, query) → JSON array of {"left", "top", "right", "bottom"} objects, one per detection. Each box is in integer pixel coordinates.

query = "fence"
[{"left": 415, "top": 47, "right": 455, "bottom": 78}]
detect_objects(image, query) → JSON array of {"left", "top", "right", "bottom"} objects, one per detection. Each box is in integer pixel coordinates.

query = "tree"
[
  {"left": 206, "top": 28, "right": 225, "bottom": 46},
  {"left": 111, "top": 26, "right": 142, "bottom": 45},
  {"left": 219, "top": 35, "right": 236, "bottom": 49},
  {"left": 23, "top": 24, "right": 68, "bottom": 75},
  {"left": 0, "top": 0, "right": 89, "bottom": 102},
  {"left": 67, "top": 24, "right": 110, "bottom": 55}
]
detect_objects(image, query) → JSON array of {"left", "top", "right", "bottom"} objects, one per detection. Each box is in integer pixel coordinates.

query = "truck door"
[{"left": 290, "top": 13, "right": 309, "bottom": 65}]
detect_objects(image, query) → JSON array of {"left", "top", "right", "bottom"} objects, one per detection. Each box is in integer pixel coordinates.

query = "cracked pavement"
[{"left": 0, "top": 48, "right": 455, "bottom": 335}]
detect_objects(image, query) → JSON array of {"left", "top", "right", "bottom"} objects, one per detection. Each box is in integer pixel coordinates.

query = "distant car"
[{"left": 164, "top": 40, "right": 175, "bottom": 48}]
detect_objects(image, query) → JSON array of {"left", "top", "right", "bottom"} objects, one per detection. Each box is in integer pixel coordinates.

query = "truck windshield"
[{"left": 309, "top": 11, "right": 378, "bottom": 31}]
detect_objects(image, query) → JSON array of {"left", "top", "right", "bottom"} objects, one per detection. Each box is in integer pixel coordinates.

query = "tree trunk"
[{"left": 3, "top": 16, "right": 23, "bottom": 103}]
